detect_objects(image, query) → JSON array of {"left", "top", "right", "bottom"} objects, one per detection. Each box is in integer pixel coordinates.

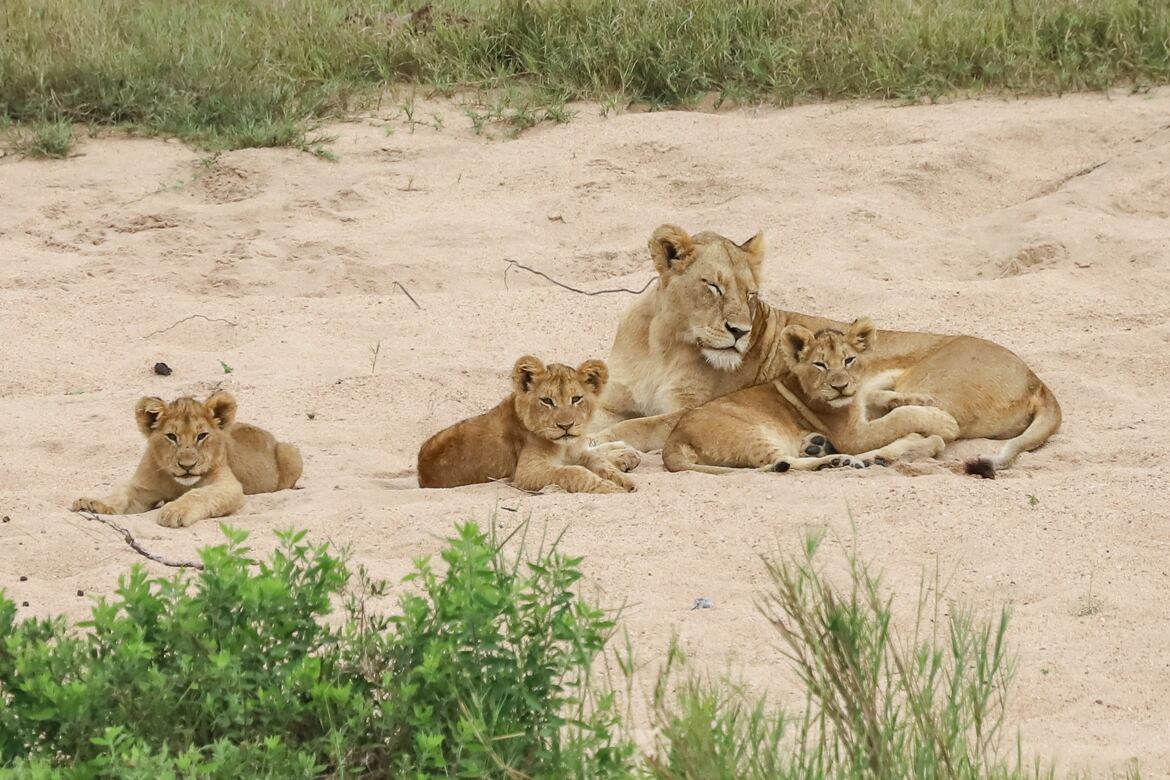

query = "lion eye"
[
  {"left": 704, "top": 280, "right": 724, "bottom": 297},
  {"left": 813, "top": 362, "right": 829, "bottom": 371},
  {"left": 165, "top": 433, "right": 178, "bottom": 444},
  {"left": 571, "top": 395, "right": 583, "bottom": 405},
  {"left": 540, "top": 397, "right": 555, "bottom": 408},
  {"left": 196, "top": 432, "right": 209, "bottom": 443},
  {"left": 844, "top": 357, "right": 857, "bottom": 366}
]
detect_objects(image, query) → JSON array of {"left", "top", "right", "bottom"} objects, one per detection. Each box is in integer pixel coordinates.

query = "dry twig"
[
  {"left": 503, "top": 259, "right": 655, "bottom": 296},
  {"left": 393, "top": 280, "right": 421, "bottom": 309},
  {"left": 76, "top": 510, "right": 204, "bottom": 569},
  {"left": 144, "top": 313, "right": 238, "bottom": 338}
]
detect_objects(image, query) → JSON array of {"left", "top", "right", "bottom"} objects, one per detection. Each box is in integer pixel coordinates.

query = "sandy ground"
[{"left": 2, "top": 90, "right": 1169, "bottom": 775}]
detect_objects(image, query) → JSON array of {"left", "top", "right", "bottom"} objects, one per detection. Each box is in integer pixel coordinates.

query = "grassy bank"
[
  {"left": 0, "top": 520, "right": 1115, "bottom": 778},
  {"left": 2, "top": 0, "right": 1169, "bottom": 151}
]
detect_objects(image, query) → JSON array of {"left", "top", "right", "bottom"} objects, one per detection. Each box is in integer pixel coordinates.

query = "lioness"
[
  {"left": 597, "top": 224, "right": 1061, "bottom": 477},
  {"left": 72, "top": 391, "right": 303, "bottom": 528},
  {"left": 417, "top": 356, "right": 639, "bottom": 493},
  {"left": 664, "top": 318, "right": 958, "bottom": 473}
]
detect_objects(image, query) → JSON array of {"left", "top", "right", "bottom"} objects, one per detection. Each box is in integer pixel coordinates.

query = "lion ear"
[
  {"left": 780, "top": 324, "right": 813, "bottom": 366},
  {"left": 135, "top": 397, "right": 168, "bottom": 436},
  {"left": 649, "top": 224, "right": 696, "bottom": 277},
  {"left": 576, "top": 359, "right": 608, "bottom": 395},
  {"left": 512, "top": 355, "right": 546, "bottom": 394},
  {"left": 848, "top": 318, "right": 877, "bottom": 353},
  {"left": 204, "top": 391, "right": 237, "bottom": 429},
  {"left": 738, "top": 231, "right": 764, "bottom": 277}
]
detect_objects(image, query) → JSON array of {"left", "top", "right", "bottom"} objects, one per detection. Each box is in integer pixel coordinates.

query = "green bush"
[{"left": 0, "top": 523, "right": 630, "bottom": 778}]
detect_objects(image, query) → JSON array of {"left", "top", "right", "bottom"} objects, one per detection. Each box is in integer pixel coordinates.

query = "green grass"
[
  {"left": 2, "top": 0, "right": 1169, "bottom": 149},
  {"left": 0, "top": 519, "right": 1130, "bottom": 778},
  {"left": 9, "top": 119, "right": 74, "bottom": 158}
]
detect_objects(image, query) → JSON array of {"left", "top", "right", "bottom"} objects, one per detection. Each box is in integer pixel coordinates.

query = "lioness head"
[
  {"left": 136, "top": 391, "right": 237, "bottom": 484},
  {"left": 781, "top": 318, "right": 877, "bottom": 408},
  {"left": 649, "top": 224, "right": 763, "bottom": 372},
  {"left": 511, "top": 356, "right": 607, "bottom": 443}
]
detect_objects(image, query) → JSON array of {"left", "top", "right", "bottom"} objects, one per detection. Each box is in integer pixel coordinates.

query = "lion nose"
[
  {"left": 725, "top": 322, "right": 750, "bottom": 341},
  {"left": 830, "top": 382, "right": 849, "bottom": 393},
  {"left": 178, "top": 458, "right": 197, "bottom": 470},
  {"left": 557, "top": 423, "right": 573, "bottom": 432}
]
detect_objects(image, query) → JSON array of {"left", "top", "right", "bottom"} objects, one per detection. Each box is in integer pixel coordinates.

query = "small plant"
[
  {"left": 1028, "top": 494, "right": 1039, "bottom": 507},
  {"left": 219, "top": 359, "right": 233, "bottom": 374},
  {"left": 367, "top": 341, "right": 381, "bottom": 374},
  {"left": 649, "top": 531, "right": 1044, "bottom": 779},
  {"left": 12, "top": 119, "right": 74, "bottom": 158}
]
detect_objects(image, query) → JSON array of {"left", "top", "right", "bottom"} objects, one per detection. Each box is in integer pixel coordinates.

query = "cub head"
[
  {"left": 136, "top": 391, "right": 237, "bottom": 484},
  {"left": 511, "top": 356, "right": 607, "bottom": 443},
  {"left": 649, "top": 224, "right": 763, "bottom": 372},
  {"left": 781, "top": 318, "right": 877, "bottom": 408}
]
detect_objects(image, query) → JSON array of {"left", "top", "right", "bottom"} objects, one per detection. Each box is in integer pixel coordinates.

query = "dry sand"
[{"left": 2, "top": 90, "right": 1168, "bottom": 775}]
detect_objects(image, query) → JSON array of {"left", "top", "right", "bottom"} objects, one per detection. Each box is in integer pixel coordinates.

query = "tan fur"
[
  {"left": 663, "top": 319, "right": 955, "bottom": 474},
  {"left": 417, "top": 356, "right": 639, "bottom": 493},
  {"left": 72, "top": 391, "right": 303, "bottom": 528},
  {"left": 599, "top": 224, "right": 1062, "bottom": 474}
]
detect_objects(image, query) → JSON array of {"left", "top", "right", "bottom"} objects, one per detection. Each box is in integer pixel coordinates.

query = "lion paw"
[
  {"left": 816, "top": 455, "right": 869, "bottom": 471},
  {"left": 592, "top": 441, "right": 641, "bottom": 472},
  {"left": 72, "top": 498, "right": 116, "bottom": 514},
  {"left": 799, "top": 433, "right": 837, "bottom": 457},
  {"left": 157, "top": 502, "right": 202, "bottom": 529},
  {"left": 593, "top": 480, "right": 627, "bottom": 494}
]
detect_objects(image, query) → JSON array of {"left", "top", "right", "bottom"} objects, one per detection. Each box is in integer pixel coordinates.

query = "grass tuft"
[{"left": 9, "top": 119, "right": 74, "bottom": 158}]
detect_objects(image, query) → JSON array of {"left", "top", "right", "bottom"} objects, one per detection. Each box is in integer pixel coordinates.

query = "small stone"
[
  {"left": 1, "top": 515, "right": 10, "bottom": 523},
  {"left": 691, "top": 597, "right": 714, "bottom": 610},
  {"left": 154, "top": 361, "right": 173, "bottom": 376},
  {"left": 21, "top": 601, "right": 29, "bottom": 607},
  {"left": 76, "top": 589, "right": 85, "bottom": 597},
  {"left": 19, "top": 575, "right": 28, "bottom": 582}
]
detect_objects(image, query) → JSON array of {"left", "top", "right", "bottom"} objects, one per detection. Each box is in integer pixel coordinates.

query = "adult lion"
[{"left": 595, "top": 224, "right": 1061, "bottom": 476}]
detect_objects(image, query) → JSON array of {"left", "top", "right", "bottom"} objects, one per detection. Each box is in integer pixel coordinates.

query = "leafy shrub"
[{"left": 0, "top": 523, "right": 629, "bottom": 778}]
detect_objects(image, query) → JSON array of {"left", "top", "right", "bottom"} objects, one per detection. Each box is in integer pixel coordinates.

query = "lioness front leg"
[
  {"left": 157, "top": 480, "right": 245, "bottom": 528},
  {"left": 593, "top": 410, "right": 686, "bottom": 452}
]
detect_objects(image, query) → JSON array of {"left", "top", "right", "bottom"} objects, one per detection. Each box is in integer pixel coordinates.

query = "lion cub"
[
  {"left": 418, "top": 356, "right": 639, "bottom": 493},
  {"left": 72, "top": 391, "right": 303, "bottom": 528},
  {"left": 664, "top": 318, "right": 958, "bottom": 473},
  {"left": 771, "top": 318, "right": 959, "bottom": 470}
]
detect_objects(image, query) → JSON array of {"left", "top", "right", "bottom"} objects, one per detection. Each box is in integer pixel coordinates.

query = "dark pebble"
[
  {"left": 19, "top": 575, "right": 28, "bottom": 582},
  {"left": 21, "top": 601, "right": 29, "bottom": 607},
  {"left": 154, "top": 362, "right": 173, "bottom": 376},
  {"left": 76, "top": 589, "right": 85, "bottom": 597},
  {"left": 2, "top": 515, "right": 9, "bottom": 523}
]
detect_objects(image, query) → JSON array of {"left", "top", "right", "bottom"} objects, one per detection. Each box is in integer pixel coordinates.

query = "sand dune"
[{"left": 2, "top": 90, "right": 1168, "bottom": 775}]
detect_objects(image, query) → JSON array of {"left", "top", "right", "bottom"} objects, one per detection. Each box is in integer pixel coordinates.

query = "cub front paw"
[
  {"left": 592, "top": 441, "right": 641, "bottom": 472},
  {"left": 72, "top": 498, "right": 116, "bottom": 514},
  {"left": 593, "top": 480, "right": 626, "bottom": 494},
  {"left": 157, "top": 502, "right": 202, "bottom": 529},
  {"left": 603, "top": 470, "right": 637, "bottom": 493}
]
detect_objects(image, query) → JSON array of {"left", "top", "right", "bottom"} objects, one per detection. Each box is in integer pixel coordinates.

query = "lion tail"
[{"left": 965, "top": 382, "right": 1061, "bottom": 479}]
